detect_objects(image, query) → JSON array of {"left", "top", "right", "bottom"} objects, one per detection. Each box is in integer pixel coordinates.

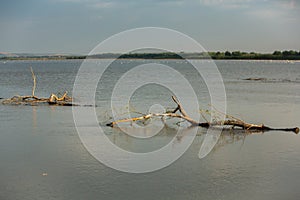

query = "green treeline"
[
  {"left": 89, "top": 50, "right": 300, "bottom": 60},
  {"left": 119, "top": 52, "right": 182, "bottom": 59},
  {"left": 1, "top": 50, "right": 300, "bottom": 60},
  {"left": 208, "top": 50, "right": 300, "bottom": 60},
  {"left": 90, "top": 50, "right": 300, "bottom": 60}
]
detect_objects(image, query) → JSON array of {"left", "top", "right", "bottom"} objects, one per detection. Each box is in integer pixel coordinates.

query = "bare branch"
[
  {"left": 30, "top": 67, "right": 36, "bottom": 97},
  {"left": 107, "top": 96, "right": 299, "bottom": 134}
]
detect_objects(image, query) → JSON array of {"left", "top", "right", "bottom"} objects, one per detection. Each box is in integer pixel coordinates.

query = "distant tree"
[
  {"left": 225, "top": 51, "right": 231, "bottom": 56},
  {"left": 232, "top": 51, "right": 241, "bottom": 56},
  {"left": 289, "top": 50, "right": 298, "bottom": 55},
  {"left": 282, "top": 51, "right": 289, "bottom": 56},
  {"left": 273, "top": 50, "right": 282, "bottom": 56},
  {"left": 282, "top": 50, "right": 297, "bottom": 56}
]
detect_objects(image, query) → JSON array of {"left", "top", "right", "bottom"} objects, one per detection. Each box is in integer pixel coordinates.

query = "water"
[{"left": 0, "top": 59, "right": 300, "bottom": 199}]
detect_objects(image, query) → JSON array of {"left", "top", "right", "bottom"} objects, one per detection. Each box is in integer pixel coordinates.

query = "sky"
[{"left": 0, "top": 0, "right": 299, "bottom": 54}]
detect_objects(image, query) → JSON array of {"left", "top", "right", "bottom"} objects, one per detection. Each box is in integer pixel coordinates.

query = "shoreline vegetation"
[{"left": 1, "top": 50, "right": 300, "bottom": 60}]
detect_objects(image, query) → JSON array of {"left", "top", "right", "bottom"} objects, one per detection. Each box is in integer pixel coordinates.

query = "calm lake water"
[{"left": 0, "top": 59, "right": 300, "bottom": 200}]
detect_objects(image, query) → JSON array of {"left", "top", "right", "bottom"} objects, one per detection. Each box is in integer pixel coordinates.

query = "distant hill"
[
  {"left": 0, "top": 52, "right": 19, "bottom": 58},
  {"left": 1, "top": 50, "right": 299, "bottom": 60}
]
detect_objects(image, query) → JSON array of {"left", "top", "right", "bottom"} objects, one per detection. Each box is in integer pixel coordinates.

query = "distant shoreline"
[
  {"left": 1, "top": 51, "right": 300, "bottom": 61},
  {"left": 2, "top": 58, "right": 300, "bottom": 61}
]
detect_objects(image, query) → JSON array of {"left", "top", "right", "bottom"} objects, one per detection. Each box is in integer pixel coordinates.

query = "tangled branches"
[{"left": 107, "top": 96, "right": 299, "bottom": 134}]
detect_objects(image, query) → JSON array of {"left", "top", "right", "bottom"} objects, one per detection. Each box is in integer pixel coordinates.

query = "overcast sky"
[{"left": 0, "top": 0, "right": 299, "bottom": 54}]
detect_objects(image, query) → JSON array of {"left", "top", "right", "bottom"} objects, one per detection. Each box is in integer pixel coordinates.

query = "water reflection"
[
  {"left": 32, "top": 106, "right": 37, "bottom": 129},
  {"left": 105, "top": 124, "right": 287, "bottom": 156}
]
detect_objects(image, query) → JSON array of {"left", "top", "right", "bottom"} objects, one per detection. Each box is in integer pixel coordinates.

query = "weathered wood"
[
  {"left": 170, "top": 96, "right": 199, "bottom": 126},
  {"left": 199, "top": 121, "right": 299, "bottom": 134},
  {"left": 30, "top": 67, "right": 37, "bottom": 98},
  {"left": 107, "top": 96, "right": 299, "bottom": 134},
  {"left": 1, "top": 68, "right": 73, "bottom": 106},
  {"left": 243, "top": 77, "right": 267, "bottom": 81}
]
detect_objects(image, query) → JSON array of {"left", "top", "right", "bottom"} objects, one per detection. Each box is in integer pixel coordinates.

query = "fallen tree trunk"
[
  {"left": 107, "top": 96, "right": 299, "bottom": 134},
  {"left": 1, "top": 68, "right": 74, "bottom": 106},
  {"left": 199, "top": 121, "right": 299, "bottom": 133}
]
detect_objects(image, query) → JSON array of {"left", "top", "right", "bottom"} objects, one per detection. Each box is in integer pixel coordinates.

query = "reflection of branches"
[
  {"left": 106, "top": 125, "right": 279, "bottom": 154},
  {"left": 212, "top": 129, "right": 249, "bottom": 153},
  {"left": 107, "top": 96, "right": 299, "bottom": 134}
]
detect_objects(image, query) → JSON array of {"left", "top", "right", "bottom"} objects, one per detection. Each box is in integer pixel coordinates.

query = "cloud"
[
  {"left": 90, "top": 1, "right": 115, "bottom": 8},
  {"left": 199, "top": 0, "right": 299, "bottom": 22},
  {"left": 199, "top": 0, "right": 253, "bottom": 9},
  {"left": 200, "top": 0, "right": 250, "bottom": 4},
  {"left": 276, "top": 0, "right": 300, "bottom": 10},
  {"left": 55, "top": 0, "right": 187, "bottom": 6},
  {"left": 247, "top": 9, "right": 281, "bottom": 19},
  {"left": 54, "top": 0, "right": 117, "bottom": 9},
  {"left": 54, "top": 0, "right": 189, "bottom": 10},
  {"left": 56, "top": 0, "right": 90, "bottom": 2},
  {"left": 245, "top": 1, "right": 300, "bottom": 22}
]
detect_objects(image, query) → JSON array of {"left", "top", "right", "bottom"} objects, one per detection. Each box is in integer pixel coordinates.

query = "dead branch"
[
  {"left": 31, "top": 67, "right": 36, "bottom": 98},
  {"left": 170, "top": 96, "right": 200, "bottom": 126},
  {"left": 1, "top": 68, "right": 73, "bottom": 106},
  {"left": 107, "top": 96, "right": 299, "bottom": 134}
]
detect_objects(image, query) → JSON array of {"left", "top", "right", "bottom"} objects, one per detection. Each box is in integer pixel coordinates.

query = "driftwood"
[
  {"left": 106, "top": 96, "right": 299, "bottom": 134},
  {"left": 1, "top": 68, "right": 74, "bottom": 106},
  {"left": 243, "top": 77, "right": 267, "bottom": 81}
]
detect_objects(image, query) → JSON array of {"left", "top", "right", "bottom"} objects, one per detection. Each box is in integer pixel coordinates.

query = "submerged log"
[
  {"left": 2, "top": 94, "right": 74, "bottom": 106},
  {"left": 107, "top": 96, "right": 299, "bottom": 134},
  {"left": 243, "top": 77, "right": 267, "bottom": 81},
  {"left": 199, "top": 121, "right": 299, "bottom": 133}
]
